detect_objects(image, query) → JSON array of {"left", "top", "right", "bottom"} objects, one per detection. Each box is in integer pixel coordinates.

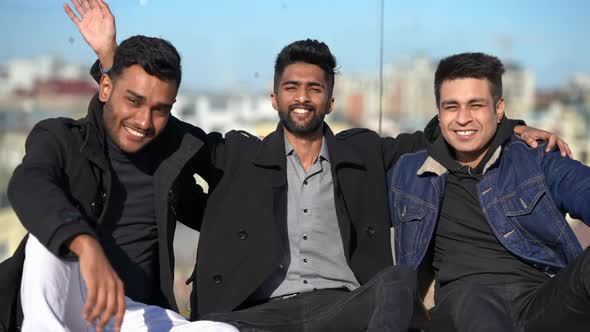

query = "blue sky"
[{"left": 1, "top": 0, "right": 588, "bottom": 91}]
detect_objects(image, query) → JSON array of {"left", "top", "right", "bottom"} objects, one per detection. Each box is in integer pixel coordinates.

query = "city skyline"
[{"left": 1, "top": 0, "right": 588, "bottom": 91}]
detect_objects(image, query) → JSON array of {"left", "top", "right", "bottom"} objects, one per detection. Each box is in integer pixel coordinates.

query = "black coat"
[
  {"left": 189, "top": 122, "right": 435, "bottom": 319},
  {"left": 6, "top": 95, "right": 212, "bottom": 311}
]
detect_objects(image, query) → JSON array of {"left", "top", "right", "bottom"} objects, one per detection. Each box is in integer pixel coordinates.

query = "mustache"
[{"left": 288, "top": 103, "right": 316, "bottom": 112}]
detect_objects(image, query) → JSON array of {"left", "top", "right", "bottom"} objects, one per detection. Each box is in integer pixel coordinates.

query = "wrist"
[
  {"left": 96, "top": 41, "right": 117, "bottom": 72},
  {"left": 68, "top": 234, "right": 99, "bottom": 257}
]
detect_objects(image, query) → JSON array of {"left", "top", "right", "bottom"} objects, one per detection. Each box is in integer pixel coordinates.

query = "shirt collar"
[{"left": 284, "top": 134, "right": 330, "bottom": 163}]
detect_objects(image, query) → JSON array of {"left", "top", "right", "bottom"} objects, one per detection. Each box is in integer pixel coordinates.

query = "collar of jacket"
[
  {"left": 417, "top": 145, "right": 502, "bottom": 176},
  {"left": 252, "top": 122, "right": 365, "bottom": 169},
  {"left": 78, "top": 94, "right": 204, "bottom": 173},
  {"left": 79, "top": 94, "right": 109, "bottom": 169}
]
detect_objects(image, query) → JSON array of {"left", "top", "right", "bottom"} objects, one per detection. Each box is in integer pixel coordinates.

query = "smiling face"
[
  {"left": 99, "top": 64, "right": 177, "bottom": 153},
  {"left": 438, "top": 77, "right": 505, "bottom": 166},
  {"left": 271, "top": 62, "right": 334, "bottom": 137}
]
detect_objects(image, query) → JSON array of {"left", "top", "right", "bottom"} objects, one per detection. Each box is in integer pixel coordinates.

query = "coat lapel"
[{"left": 324, "top": 124, "right": 366, "bottom": 259}]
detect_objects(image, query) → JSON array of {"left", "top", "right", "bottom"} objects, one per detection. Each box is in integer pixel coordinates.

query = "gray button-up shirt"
[{"left": 253, "top": 135, "right": 360, "bottom": 300}]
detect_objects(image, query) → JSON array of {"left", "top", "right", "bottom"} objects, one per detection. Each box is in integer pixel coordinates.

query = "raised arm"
[{"left": 542, "top": 146, "right": 590, "bottom": 225}]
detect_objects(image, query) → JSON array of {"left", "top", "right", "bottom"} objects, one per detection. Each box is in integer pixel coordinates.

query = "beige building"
[{"left": 0, "top": 208, "right": 26, "bottom": 262}]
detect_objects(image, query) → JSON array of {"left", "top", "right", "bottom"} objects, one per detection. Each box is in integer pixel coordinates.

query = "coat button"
[
  {"left": 366, "top": 227, "right": 375, "bottom": 236},
  {"left": 238, "top": 230, "right": 248, "bottom": 240},
  {"left": 213, "top": 275, "right": 223, "bottom": 284}
]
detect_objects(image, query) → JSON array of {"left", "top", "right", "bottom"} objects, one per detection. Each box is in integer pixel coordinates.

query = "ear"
[
  {"left": 325, "top": 96, "right": 335, "bottom": 115},
  {"left": 495, "top": 98, "right": 506, "bottom": 123},
  {"left": 98, "top": 74, "right": 113, "bottom": 103},
  {"left": 271, "top": 91, "right": 278, "bottom": 111}
]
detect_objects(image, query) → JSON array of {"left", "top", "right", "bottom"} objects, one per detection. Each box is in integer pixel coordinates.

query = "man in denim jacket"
[{"left": 388, "top": 52, "right": 590, "bottom": 332}]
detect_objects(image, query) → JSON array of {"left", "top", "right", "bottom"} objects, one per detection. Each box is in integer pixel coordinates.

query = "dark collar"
[
  {"left": 79, "top": 94, "right": 108, "bottom": 169},
  {"left": 79, "top": 94, "right": 203, "bottom": 173}
]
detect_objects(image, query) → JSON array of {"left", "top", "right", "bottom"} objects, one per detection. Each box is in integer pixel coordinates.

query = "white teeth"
[
  {"left": 125, "top": 126, "right": 145, "bottom": 137},
  {"left": 293, "top": 108, "right": 309, "bottom": 114},
  {"left": 456, "top": 130, "right": 475, "bottom": 136}
]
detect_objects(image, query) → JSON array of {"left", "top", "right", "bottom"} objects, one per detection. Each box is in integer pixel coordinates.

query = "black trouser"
[
  {"left": 430, "top": 279, "right": 515, "bottom": 332},
  {"left": 516, "top": 247, "right": 590, "bottom": 331},
  {"left": 201, "top": 266, "right": 422, "bottom": 332},
  {"left": 430, "top": 247, "right": 590, "bottom": 332}
]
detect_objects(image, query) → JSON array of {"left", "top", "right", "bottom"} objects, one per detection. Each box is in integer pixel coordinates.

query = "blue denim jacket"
[{"left": 388, "top": 135, "right": 590, "bottom": 275}]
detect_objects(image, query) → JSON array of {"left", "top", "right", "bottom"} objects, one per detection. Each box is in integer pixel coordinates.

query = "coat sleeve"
[
  {"left": 90, "top": 59, "right": 102, "bottom": 84},
  {"left": 381, "top": 115, "right": 439, "bottom": 169},
  {"left": 7, "top": 123, "right": 97, "bottom": 257},
  {"left": 174, "top": 146, "right": 211, "bottom": 231},
  {"left": 541, "top": 146, "right": 590, "bottom": 225},
  {"left": 174, "top": 130, "right": 227, "bottom": 231}
]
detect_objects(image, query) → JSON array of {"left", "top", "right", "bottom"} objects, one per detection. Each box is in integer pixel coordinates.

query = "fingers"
[
  {"left": 545, "top": 134, "right": 557, "bottom": 152},
  {"left": 83, "top": 281, "right": 97, "bottom": 323},
  {"left": 88, "top": 286, "right": 107, "bottom": 327},
  {"left": 95, "top": 0, "right": 107, "bottom": 10},
  {"left": 96, "top": 284, "right": 116, "bottom": 332},
  {"left": 114, "top": 280, "right": 126, "bottom": 332},
  {"left": 565, "top": 142, "right": 573, "bottom": 158},
  {"left": 63, "top": 3, "right": 81, "bottom": 24},
  {"left": 556, "top": 139, "right": 573, "bottom": 158},
  {"left": 86, "top": 0, "right": 97, "bottom": 9},
  {"left": 525, "top": 136, "right": 538, "bottom": 149},
  {"left": 71, "top": 0, "right": 86, "bottom": 16}
]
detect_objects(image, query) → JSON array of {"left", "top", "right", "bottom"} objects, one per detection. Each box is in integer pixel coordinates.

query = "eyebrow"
[
  {"left": 125, "top": 89, "right": 147, "bottom": 102},
  {"left": 282, "top": 80, "right": 324, "bottom": 88},
  {"left": 126, "top": 89, "right": 174, "bottom": 109},
  {"left": 441, "top": 98, "right": 488, "bottom": 107}
]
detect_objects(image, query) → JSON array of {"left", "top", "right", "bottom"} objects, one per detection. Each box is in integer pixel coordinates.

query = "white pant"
[{"left": 21, "top": 235, "right": 238, "bottom": 332}]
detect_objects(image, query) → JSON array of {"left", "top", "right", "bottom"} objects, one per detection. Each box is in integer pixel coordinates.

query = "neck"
[
  {"left": 455, "top": 149, "right": 488, "bottom": 169},
  {"left": 284, "top": 126, "right": 324, "bottom": 172}
]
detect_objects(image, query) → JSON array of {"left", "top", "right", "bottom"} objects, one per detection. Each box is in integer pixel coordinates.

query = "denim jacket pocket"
[
  {"left": 500, "top": 179, "right": 563, "bottom": 249},
  {"left": 396, "top": 194, "right": 428, "bottom": 223},
  {"left": 394, "top": 193, "right": 429, "bottom": 263},
  {"left": 501, "top": 180, "right": 545, "bottom": 217}
]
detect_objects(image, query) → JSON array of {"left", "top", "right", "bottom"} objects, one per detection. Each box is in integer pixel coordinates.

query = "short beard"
[{"left": 278, "top": 105, "right": 326, "bottom": 136}]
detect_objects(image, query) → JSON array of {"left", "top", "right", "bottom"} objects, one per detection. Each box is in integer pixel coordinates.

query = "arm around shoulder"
[{"left": 541, "top": 146, "right": 590, "bottom": 224}]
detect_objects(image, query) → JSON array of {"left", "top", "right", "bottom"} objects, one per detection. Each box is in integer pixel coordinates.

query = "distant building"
[
  {"left": 173, "top": 93, "right": 275, "bottom": 135},
  {"left": 2, "top": 55, "right": 89, "bottom": 96},
  {"left": 0, "top": 208, "right": 26, "bottom": 263},
  {"left": 503, "top": 62, "right": 535, "bottom": 118}
]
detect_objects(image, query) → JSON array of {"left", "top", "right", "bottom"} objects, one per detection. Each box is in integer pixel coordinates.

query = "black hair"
[
  {"left": 434, "top": 52, "right": 505, "bottom": 105},
  {"left": 274, "top": 39, "right": 337, "bottom": 95},
  {"left": 110, "top": 35, "right": 182, "bottom": 89}
]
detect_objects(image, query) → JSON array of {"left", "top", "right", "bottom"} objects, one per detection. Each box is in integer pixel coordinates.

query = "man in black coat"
[
  {"left": 6, "top": 24, "right": 237, "bottom": 332},
  {"left": 61, "top": 1, "right": 569, "bottom": 331}
]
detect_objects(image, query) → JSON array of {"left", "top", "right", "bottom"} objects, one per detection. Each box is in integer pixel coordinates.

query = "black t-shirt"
[
  {"left": 99, "top": 137, "right": 159, "bottom": 304},
  {"left": 429, "top": 121, "right": 547, "bottom": 292}
]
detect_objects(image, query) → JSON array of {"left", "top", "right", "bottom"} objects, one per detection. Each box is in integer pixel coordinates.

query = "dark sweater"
[{"left": 100, "top": 137, "right": 159, "bottom": 304}]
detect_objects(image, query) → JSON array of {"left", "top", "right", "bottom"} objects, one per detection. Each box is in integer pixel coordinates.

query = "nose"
[
  {"left": 455, "top": 107, "right": 473, "bottom": 125},
  {"left": 294, "top": 87, "right": 311, "bottom": 104},
  {"left": 134, "top": 107, "right": 153, "bottom": 130}
]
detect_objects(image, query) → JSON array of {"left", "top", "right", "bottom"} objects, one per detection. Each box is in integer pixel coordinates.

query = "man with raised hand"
[
  {"left": 7, "top": 4, "right": 237, "bottom": 332},
  {"left": 388, "top": 52, "right": 590, "bottom": 331}
]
